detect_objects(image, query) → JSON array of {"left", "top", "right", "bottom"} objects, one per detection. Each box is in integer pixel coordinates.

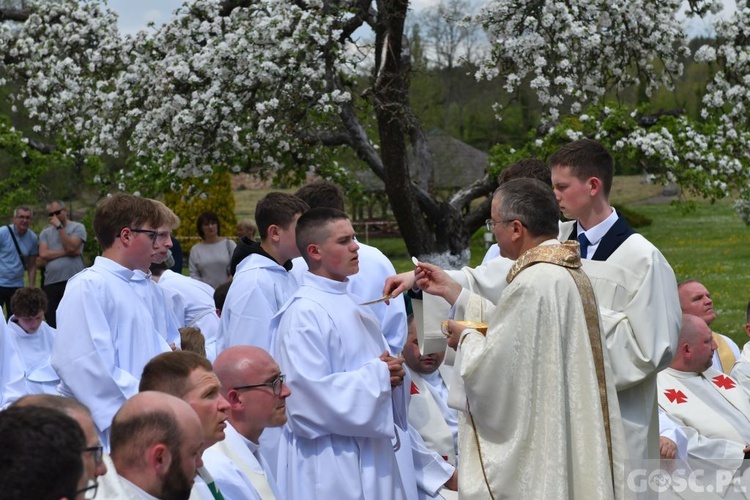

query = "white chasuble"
[
  {"left": 657, "top": 367, "right": 750, "bottom": 461},
  {"left": 456, "top": 242, "right": 624, "bottom": 500}
]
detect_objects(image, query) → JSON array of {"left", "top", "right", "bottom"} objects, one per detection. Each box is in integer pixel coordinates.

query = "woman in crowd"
[{"left": 189, "top": 211, "right": 236, "bottom": 289}]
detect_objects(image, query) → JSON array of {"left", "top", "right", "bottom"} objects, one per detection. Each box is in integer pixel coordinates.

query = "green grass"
[{"left": 636, "top": 201, "right": 750, "bottom": 346}]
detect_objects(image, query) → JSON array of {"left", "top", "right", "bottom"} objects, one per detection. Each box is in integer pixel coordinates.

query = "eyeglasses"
[
  {"left": 83, "top": 445, "right": 104, "bottom": 465},
  {"left": 485, "top": 218, "right": 527, "bottom": 231},
  {"left": 75, "top": 479, "right": 98, "bottom": 500},
  {"left": 14, "top": 215, "right": 31, "bottom": 220},
  {"left": 48, "top": 209, "right": 64, "bottom": 217},
  {"left": 233, "top": 374, "right": 286, "bottom": 397},
  {"left": 129, "top": 228, "right": 171, "bottom": 245}
]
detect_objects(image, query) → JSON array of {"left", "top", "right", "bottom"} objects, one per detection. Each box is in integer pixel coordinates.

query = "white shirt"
[
  {"left": 575, "top": 208, "right": 618, "bottom": 259},
  {"left": 7, "top": 317, "right": 59, "bottom": 395}
]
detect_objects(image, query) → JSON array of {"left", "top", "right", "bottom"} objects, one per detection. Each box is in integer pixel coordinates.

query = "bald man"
[
  {"left": 208, "top": 346, "right": 290, "bottom": 498},
  {"left": 658, "top": 314, "right": 750, "bottom": 462},
  {"left": 13, "top": 394, "right": 107, "bottom": 497},
  {"left": 98, "top": 391, "right": 204, "bottom": 500}
]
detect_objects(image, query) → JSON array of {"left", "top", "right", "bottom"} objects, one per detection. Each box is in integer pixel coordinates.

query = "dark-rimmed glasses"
[
  {"left": 233, "top": 374, "right": 286, "bottom": 397},
  {"left": 128, "top": 228, "right": 171, "bottom": 245}
]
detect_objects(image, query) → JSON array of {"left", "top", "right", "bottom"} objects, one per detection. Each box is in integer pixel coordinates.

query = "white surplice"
[
  {"left": 658, "top": 367, "right": 750, "bottom": 462},
  {"left": 0, "top": 318, "right": 26, "bottom": 407},
  {"left": 729, "top": 342, "right": 750, "bottom": 389},
  {"left": 156, "top": 269, "right": 221, "bottom": 361},
  {"left": 658, "top": 409, "right": 688, "bottom": 460},
  {"left": 272, "top": 272, "right": 407, "bottom": 500},
  {"left": 291, "top": 240, "right": 408, "bottom": 355},
  {"left": 220, "top": 253, "right": 298, "bottom": 353},
  {"left": 201, "top": 422, "right": 279, "bottom": 500},
  {"left": 51, "top": 257, "right": 173, "bottom": 440},
  {"left": 455, "top": 245, "right": 623, "bottom": 499},
  {"left": 6, "top": 317, "right": 59, "bottom": 395},
  {"left": 407, "top": 369, "right": 458, "bottom": 465}
]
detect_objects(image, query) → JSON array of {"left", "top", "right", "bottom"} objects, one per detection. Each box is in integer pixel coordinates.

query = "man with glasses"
[
  {"left": 51, "top": 193, "right": 177, "bottom": 449},
  {"left": 38, "top": 200, "right": 86, "bottom": 328},
  {"left": 13, "top": 394, "right": 108, "bottom": 499},
  {"left": 0, "top": 206, "right": 38, "bottom": 319},
  {"left": 209, "top": 346, "right": 290, "bottom": 499}
]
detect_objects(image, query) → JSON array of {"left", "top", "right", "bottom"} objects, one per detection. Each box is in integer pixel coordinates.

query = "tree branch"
[{"left": 0, "top": 8, "right": 29, "bottom": 22}]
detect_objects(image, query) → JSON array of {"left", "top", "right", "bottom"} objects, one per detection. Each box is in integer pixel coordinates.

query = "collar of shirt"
[
  {"left": 119, "top": 475, "right": 161, "bottom": 500},
  {"left": 576, "top": 208, "right": 618, "bottom": 248}
]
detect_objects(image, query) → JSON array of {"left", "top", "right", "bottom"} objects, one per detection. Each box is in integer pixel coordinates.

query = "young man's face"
[
  {"left": 316, "top": 219, "right": 360, "bottom": 281},
  {"left": 402, "top": 319, "right": 444, "bottom": 375},
  {"left": 15, "top": 310, "right": 44, "bottom": 334},
  {"left": 182, "top": 368, "right": 230, "bottom": 448},
  {"left": 551, "top": 165, "right": 593, "bottom": 222},
  {"left": 129, "top": 223, "right": 173, "bottom": 270}
]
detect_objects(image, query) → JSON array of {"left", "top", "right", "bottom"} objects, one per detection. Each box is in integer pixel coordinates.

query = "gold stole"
[{"left": 713, "top": 332, "right": 737, "bottom": 374}]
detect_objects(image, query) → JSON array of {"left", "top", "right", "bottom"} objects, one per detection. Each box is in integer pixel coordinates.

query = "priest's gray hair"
[{"left": 494, "top": 178, "right": 559, "bottom": 238}]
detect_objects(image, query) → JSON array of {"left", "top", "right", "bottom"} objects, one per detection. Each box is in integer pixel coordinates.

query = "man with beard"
[
  {"left": 140, "top": 351, "right": 255, "bottom": 500},
  {"left": 100, "top": 391, "right": 204, "bottom": 500}
]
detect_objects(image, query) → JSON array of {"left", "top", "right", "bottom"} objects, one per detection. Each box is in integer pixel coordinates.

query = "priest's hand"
[
  {"left": 383, "top": 271, "right": 416, "bottom": 299},
  {"left": 743, "top": 445, "right": 750, "bottom": 454},
  {"left": 414, "top": 262, "right": 462, "bottom": 305},
  {"left": 659, "top": 437, "right": 677, "bottom": 459},
  {"left": 444, "top": 470, "right": 458, "bottom": 491},
  {"left": 379, "top": 351, "right": 405, "bottom": 388},
  {"left": 444, "top": 320, "right": 468, "bottom": 350}
]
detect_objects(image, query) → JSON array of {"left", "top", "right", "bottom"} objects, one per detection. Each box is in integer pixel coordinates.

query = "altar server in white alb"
[
  {"left": 678, "top": 279, "right": 740, "bottom": 374},
  {"left": 51, "top": 193, "right": 177, "bottom": 445},
  {"left": 151, "top": 250, "right": 222, "bottom": 361},
  {"left": 273, "top": 207, "right": 410, "bottom": 500},
  {"left": 6, "top": 287, "right": 59, "bottom": 395},
  {"left": 434, "top": 179, "right": 623, "bottom": 499},
  {"left": 220, "top": 192, "right": 309, "bottom": 353},
  {"left": 402, "top": 307, "right": 458, "bottom": 465},
  {"left": 292, "top": 181, "right": 408, "bottom": 354},
  {"left": 658, "top": 314, "right": 750, "bottom": 462}
]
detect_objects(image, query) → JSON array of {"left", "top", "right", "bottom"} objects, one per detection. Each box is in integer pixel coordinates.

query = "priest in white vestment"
[
  {"left": 435, "top": 179, "right": 624, "bottom": 499},
  {"left": 272, "top": 208, "right": 411, "bottom": 500},
  {"left": 658, "top": 314, "right": 750, "bottom": 462},
  {"left": 678, "top": 279, "right": 741, "bottom": 374}
]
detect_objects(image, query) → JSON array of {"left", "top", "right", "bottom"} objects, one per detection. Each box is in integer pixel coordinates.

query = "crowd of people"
[{"left": 3, "top": 138, "right": 750, "bottom": 499}]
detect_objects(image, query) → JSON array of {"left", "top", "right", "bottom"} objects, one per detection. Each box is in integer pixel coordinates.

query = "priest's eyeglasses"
[
  {"left": 129, "top": 228, "right": 171, "bottom": 245},
  {"left": 485, "top": 218, "right": 527, "bottom": 231},
  {"left": 233, "top": 374, "right": 286, "bottom": 397},
  {"left": 75, "top": 480, "right": 98, "bottom": 500}
]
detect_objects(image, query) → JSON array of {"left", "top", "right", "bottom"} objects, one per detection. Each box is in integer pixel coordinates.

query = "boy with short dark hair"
[
  {"left": 272, "top": 207, "right": 411, "bottom": 499},
  {"left": 220, "top": 192, "right": 309, "bottom": 352},
  {"left": 7, "top": 287, "right": 59, "bottom": 395}
]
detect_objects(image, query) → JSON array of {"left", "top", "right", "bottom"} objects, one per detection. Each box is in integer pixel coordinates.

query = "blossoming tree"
[{"left": 2, "top": 0, "right": 749, "bottom": 264}]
